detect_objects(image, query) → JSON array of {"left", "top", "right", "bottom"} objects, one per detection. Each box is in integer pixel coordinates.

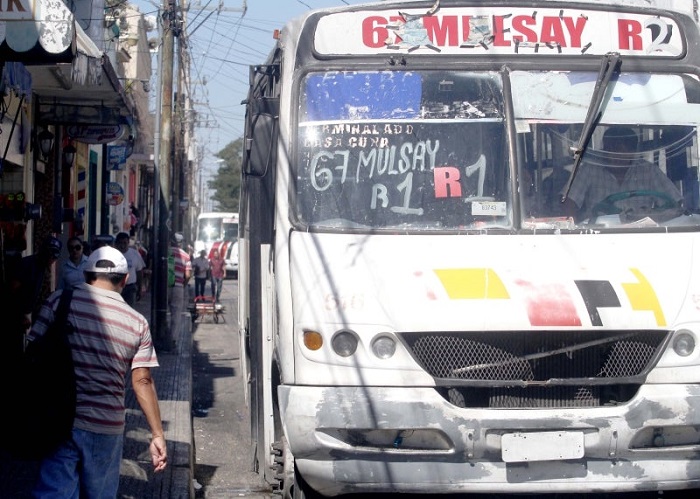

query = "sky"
[{"left": 132, "top": 0, "right": 370, "bottom": 172}]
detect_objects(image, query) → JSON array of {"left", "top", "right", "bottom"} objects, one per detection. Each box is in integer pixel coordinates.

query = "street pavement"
[{"left": 190, "top": 279, "right": 271, "bottom": 498}]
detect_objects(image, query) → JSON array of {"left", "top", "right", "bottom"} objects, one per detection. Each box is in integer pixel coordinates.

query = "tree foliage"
[{"left": 208, "top": 138, "right": 242, "bottom": 212}]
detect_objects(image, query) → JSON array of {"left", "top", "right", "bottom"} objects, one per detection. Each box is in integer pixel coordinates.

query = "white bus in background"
[
  {"left": 239, "top": 1, "right": 700, "bottom": 497},
  {"left": 194, "top": 211, "right": 239, "bottom": 276}
]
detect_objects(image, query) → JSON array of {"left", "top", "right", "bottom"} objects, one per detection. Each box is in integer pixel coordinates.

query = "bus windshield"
[
  {"left": 513, "top": 70, "right": 700, "bottom": 228},
  {"left": 295, "top": 69, "right": 700, "bottom": 231},
  {"left": 197, "top": 218, "right": 224, "bottom": 243},
  {"left": 296, "top": 71, "right": 509, "bottom": 230},
  {"left": 195, "top": 213, "right": 239, "bottom": 255}
]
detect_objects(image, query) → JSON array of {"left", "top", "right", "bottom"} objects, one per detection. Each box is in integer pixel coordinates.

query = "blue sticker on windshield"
[{"left": 304, "top": 72, "right": 422, "bottom": 121}]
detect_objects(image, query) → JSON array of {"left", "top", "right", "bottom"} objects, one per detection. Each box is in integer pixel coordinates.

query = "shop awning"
[
  {"left": 1, "top": 0, "right": 133, "bottom": 126},
  {"left": 0, "top": 0, "right": 75, "bottom": 63}
]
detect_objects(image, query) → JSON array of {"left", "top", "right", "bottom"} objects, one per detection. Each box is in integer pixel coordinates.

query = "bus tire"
[
  {"left": 273, "top": 436, "right": 321, "bottom": 499},
  {"left": 292, "top": 467, "right": 319, "bottom": 499}
]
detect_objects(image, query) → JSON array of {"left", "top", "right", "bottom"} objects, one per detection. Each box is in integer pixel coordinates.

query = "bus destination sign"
[{"left": 314, "top": 7, "right": 683, "bottom": 57}]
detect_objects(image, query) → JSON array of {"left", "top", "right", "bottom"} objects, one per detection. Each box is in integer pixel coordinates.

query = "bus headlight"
[
  {"left": 673, "top": 330, "right": 696, "bottom": 357},
  {"left": 371, "top": 335, "right": 396, "bottom": 359},
  {"left": 303, "top": 330, "right": 323, "bottom": 351},
  {"left": 331, "top": 330, "right": 358, "bottom": 357}
]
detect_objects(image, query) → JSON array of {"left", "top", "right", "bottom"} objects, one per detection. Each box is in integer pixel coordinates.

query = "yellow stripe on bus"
[
  {"left": 622, "top": 268, "right": 666, "bottom": 327},
  {"left": 434, "top": 268, "right": 510, "bottom": 299}
]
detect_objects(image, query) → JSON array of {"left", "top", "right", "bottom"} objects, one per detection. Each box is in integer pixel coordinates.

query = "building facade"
[{"left": 0, "top": 0, "right": 155, "bottom": 311}]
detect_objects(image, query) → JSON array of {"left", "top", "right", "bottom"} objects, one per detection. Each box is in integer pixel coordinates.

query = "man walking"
[
  {"left": 27, "top": 245, "right": 167, "bottom": 497},
  {"left": 115, "top": 232, "right": 146, "bottom": 306},
  {"left": 209, "top": 247, "right": 226, "bottom": 302},
  {"left": 192, "top": 249, "right": 210, "bottom": 298}
]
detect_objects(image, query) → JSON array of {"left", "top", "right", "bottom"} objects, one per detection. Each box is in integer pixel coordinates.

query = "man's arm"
[
  {"left": 131, "top": 367, "right": 168, "bottom": 472},
  {"left": 650, "top": 165, "right": 684, "bottom": 203},
  {"left": 184, "top": 254, "right": 192, "bottom": 283}
]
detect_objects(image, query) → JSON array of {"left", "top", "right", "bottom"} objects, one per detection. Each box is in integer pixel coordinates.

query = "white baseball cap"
[{"left": 84, "top": 246, "right": 128, "bottom": 274}]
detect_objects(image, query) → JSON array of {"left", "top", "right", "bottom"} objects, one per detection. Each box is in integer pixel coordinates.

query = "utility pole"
[
  {"left": 186, "top": 0, "right": 245, "bottom": 227},
  {"left": 154, "top": 0, "right": 178, "bottom": 351},
  {"left": 172, "top": 0, "right": 189, "bottom": 235},
  {"left": 180, "top": 26, "right": 195, "bottom": 244}
]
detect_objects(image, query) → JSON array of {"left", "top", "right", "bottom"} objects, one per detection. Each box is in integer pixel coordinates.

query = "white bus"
[
  {"left": 239, "top": 1, "right": 700, "bottom": 497},
  {"left": 194, "top": 212, "right": 239, "bottom": 275}
]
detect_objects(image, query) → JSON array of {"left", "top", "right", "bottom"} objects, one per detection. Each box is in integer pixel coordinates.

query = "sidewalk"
[{"left": 0, "top": 289, "right": 194, "bottom": 499}]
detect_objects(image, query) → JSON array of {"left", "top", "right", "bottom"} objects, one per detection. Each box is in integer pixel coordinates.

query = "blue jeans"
[
  {"left": 211, "top": 277, "right": 223, "bottom": 301},
  {"left": 194, "top": 277, "right": 207, "bottom": 298},
  {"left": 33, "top": 428, "right": 123, "bottom": 499}
]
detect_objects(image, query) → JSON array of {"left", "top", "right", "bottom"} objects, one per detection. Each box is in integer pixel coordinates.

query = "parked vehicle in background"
[
  {"left": 239, "top": 1, "right": 700, "bottom": 498},
  {"left": 194, "top": 212, "right": 239, "bottom": 277}
]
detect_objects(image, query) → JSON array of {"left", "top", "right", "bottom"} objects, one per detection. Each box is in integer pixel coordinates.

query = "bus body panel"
[
  {"left": 239, "top": 0, "right": 700, "bottom": 495},
  {"left": 288, "top": 231, "right": 693, "bottom": 340},
  {"left": 280, "top": 385, "right": 700, "bottom": 495}
]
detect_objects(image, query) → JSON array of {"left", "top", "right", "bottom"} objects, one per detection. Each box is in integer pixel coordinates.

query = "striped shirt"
[
  {"left": 27, "top": 284, "right": 158, "bottom": 435},
  {"left": 171, "top": 246, "right": 191, "bottom": 286}
]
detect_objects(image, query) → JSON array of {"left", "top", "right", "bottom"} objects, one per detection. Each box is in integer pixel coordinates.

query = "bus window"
[
  {"left": 513, "top": 71, "right": 700, "bottom": 227},
  {"left": 297, "top": 70, "right": 509, "bottom": 230}
]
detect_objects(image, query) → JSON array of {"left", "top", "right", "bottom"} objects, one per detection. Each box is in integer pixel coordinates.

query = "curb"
[{"left": 123, "top": 297, "right": 194, "bottom": 498}]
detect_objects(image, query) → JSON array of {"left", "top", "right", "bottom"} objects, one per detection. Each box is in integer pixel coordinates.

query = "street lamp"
[
  {"left": 63, "top": 144, "right": 76, "bottom": 168},
  {"left": 37, "top": 127, "right": 54, "bottom": 161}
]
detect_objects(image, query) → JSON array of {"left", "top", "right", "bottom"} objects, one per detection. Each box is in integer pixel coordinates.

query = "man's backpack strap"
[{"left": 13, "top": 288, "right": 78, "bottom": 459}]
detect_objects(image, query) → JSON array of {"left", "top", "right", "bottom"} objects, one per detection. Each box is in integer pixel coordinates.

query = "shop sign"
[
  {"left": 107, "top": 145, "right": 127, "bottom": 170},
  {"left": 66, "top": 125, "right": 126, "bottom": 144},
  {"left": 106, "top": 182, "right": 124, "bottom": 206}
]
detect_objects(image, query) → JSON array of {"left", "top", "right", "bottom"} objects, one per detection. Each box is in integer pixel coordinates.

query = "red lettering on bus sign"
[{"left": 318, "top": 7, "right": 683, "bottom": 57}]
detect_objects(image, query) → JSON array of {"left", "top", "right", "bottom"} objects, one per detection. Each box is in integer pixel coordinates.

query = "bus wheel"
[
  {"left": 272, "top": 436, "right": 320, "bottom": 499},
  {"left": 292, "top": 467, "right": 318, "bottom": 499}
]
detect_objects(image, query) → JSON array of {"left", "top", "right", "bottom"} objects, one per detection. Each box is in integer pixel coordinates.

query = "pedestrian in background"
[
  {"left": 58, "top": 236, "right": 88, "bottom": 290},
  {"left": 27, "top": 246, "right": 167, "bottom": 497},
  {"left": 192, "top": 249, "right": 210, "bottom": 298},
  {"left": 115, "top": 232, "right": 145, "bottom": 306},
  {"left": 169, "top": 233, "right": 191, "bottom": 334},
  {"left": 209, "top": 248, "right": 226, "bottom": 302}
]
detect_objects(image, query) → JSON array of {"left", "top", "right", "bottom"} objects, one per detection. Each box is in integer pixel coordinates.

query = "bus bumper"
[{"left": 278, "top": 384, "right": 700, "bottom": 495}]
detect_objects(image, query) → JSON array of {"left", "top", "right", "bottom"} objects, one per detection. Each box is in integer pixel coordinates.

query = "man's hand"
[
  {"left": 150, "top": 435, "right": 168, "bottom": 472},
  {"left": 132, "top": 367, "right": 167, "bottom": 472}
]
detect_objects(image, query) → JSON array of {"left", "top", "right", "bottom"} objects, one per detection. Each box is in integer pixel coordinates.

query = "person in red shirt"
[{"left": 209, "top": 248, "right": 226, "bottom": 302}]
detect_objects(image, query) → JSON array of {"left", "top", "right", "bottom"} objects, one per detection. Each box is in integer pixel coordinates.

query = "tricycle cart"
[{"left": 188, "top": 296, "right": 225, "bottom": 323}]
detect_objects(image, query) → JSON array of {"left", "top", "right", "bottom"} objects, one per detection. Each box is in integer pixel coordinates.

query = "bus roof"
[
  {"left": 277, "top": 0, "right": 698, "bottom": 60},
  {"left": 291, "top": 0, "right": 698, "bottom": 17}
]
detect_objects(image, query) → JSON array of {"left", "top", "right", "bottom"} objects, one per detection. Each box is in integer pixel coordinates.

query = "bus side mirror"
[{"left": 245, "top": 97, "right": 279, "bottom": 177}]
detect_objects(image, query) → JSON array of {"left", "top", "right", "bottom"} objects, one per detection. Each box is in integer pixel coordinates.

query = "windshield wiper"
[{"left": 560, "top": 52, "right": 622, "bottom": 203}]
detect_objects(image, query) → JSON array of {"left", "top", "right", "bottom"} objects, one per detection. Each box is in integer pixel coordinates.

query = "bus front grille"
[{"left": 398, "top": 330, "right": 670, "bottom": 408}]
